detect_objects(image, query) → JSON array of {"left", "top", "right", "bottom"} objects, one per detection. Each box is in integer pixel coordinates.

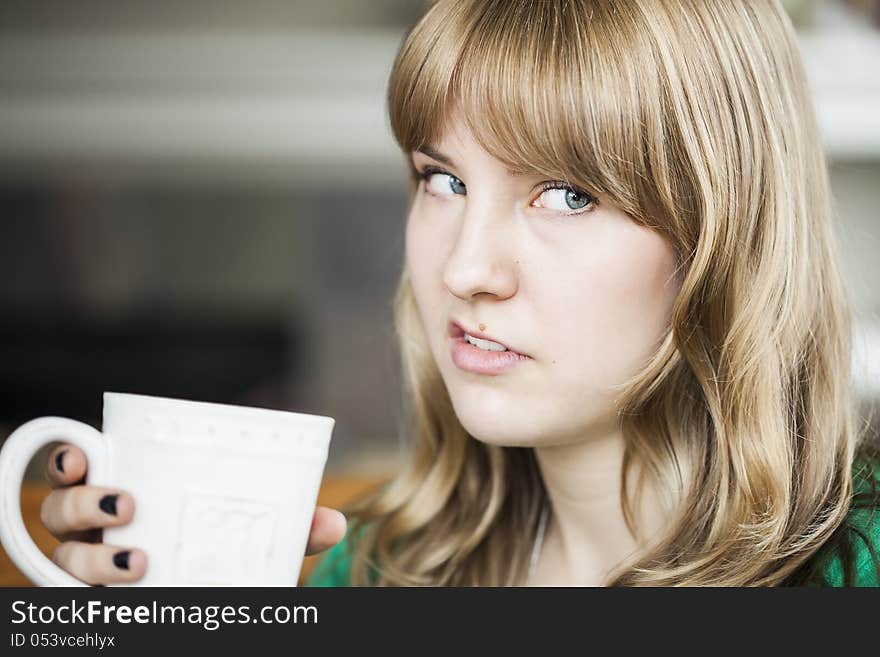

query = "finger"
[
  {"left": 305, "top": 506, "right": 347, "bottom": 556},
  {"left": 52, "top": 542, "right": 147, "bottom": 585},
  {"left": 40, "top": 487, "right": 134, "bottom": 538},
  {"left": 44, "top": 444, "right": 88, "bottom": 488}
]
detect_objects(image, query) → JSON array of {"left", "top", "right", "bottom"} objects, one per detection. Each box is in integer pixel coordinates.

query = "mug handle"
[{"left": 0, "top": 417, "right": 109, "bottom": 586}]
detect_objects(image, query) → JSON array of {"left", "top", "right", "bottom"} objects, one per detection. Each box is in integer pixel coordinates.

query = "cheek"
[
  {"left": 540, "top": 225, "right": 679, "bottom": 386},
  {"left": 614, "top": 230, "right": 680, "bottom": 351},
  {"left": 405, "top": 205, "right": 449, "bottom": 322}
]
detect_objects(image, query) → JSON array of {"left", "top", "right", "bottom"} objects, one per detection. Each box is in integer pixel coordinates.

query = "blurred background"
[{"left": 0, "top": 0, "right": 878, "bottom": 483}]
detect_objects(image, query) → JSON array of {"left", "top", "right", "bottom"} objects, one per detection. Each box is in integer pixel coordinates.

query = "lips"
[
  {"left": 448, "top": 321, "right": 514, "bottom": 353},
  {"left": 447, "top": 320, "right": 531, "bottom": 358},
  {"left": 448, "top": 321, "right": 531, "bottom": 375}
]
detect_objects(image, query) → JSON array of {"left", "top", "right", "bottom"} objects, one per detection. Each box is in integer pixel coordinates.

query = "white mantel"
[{"left": 0, "top": 2, "right": 878, "bottom": 184}]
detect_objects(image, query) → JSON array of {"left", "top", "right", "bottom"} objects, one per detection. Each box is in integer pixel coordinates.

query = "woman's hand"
[
  {"left": 41, "top": 444, "right": 145, "bottom": 585},
  {"left": 306, "top": 506, "right": 348, "bottom": 556},
  {"left": 40, "top": 443, "right": 347, "bottom": 585}
]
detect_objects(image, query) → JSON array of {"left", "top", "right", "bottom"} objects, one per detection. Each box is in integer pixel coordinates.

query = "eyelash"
[{"left": 415, "top": 165, "right": 597, "bottom": 216}]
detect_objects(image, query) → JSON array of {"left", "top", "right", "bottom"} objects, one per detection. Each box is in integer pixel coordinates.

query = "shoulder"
[
  {"left": 304, "top": 522, "right": 377, "bottom": 587},
  {"left": 819, "top": 457, "right": 880, "bottom": 587},
  {"left": 304, "top": 532, "right": 356, "bottom": 587}
]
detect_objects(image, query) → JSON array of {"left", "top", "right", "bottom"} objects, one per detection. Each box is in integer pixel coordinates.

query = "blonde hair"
[{"left": 343, "top": 0, "right": 878, "bottom": 585}]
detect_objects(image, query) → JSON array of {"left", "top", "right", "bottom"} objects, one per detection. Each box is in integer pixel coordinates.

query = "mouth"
[{"left": 447, "top": 321, "right": 532, "bottom": 375}]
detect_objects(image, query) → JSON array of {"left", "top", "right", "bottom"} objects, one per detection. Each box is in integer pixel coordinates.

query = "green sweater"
[{"left": 306, "top": 462, "right": 880, "bottom": 587}]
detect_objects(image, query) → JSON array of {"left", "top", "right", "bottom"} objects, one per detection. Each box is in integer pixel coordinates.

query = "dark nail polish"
[
  {"left": 55, "top": 449, "right": 67, "bottom": 473},
  {"left": 99, "top": 494, "right": 118, "bottom": 516},
  {"left": 113, "top": 551, "right": 130, "bottom": 570}
]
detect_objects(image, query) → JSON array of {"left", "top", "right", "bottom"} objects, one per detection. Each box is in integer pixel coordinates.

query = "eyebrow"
[
  {"left": 414, "top": 145, "right": 532, "bottom": 178},
  {"left": 415, "top": 145, "right": 456, "bottom": 168}
]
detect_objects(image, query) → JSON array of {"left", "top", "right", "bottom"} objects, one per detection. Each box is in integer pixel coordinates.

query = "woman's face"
[{"left": 405, "top": 116, "right": 681, "bottom": 447}]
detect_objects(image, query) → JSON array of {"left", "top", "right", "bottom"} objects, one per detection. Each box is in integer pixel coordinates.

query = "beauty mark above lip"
[
  {"left": 447, "top": 320, "right": 529, "bottom": 358},
  {"left": 447, "top": 320, "right": 532, "bottom": 376}
]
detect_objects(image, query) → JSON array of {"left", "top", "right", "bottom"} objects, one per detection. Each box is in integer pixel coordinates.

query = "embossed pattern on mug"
[{"left": 175, "top": 491, "right": 279, "bottom": 584}]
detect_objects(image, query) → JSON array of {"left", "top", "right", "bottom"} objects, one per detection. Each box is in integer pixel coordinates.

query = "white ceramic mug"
[{"left": 0, "top": 392, "right": 334, "bottom": 586}]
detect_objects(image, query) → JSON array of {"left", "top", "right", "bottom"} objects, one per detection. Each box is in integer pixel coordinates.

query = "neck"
[{"left": 533, "top": 428, "right": 667, "bottom": 585}]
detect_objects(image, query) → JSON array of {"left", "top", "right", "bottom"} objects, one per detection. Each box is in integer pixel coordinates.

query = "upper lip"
[{"left": 448, "top": 320, "right": 529, "bottom": 357}]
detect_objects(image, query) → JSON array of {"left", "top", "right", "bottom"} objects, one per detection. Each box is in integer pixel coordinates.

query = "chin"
[{"left": 449, "top": 391, "right": 546, "bottom": 448}]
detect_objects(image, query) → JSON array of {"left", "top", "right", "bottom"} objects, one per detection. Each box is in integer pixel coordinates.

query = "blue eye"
[
  {"left": 415, "top": 166, "right": 596, "bottom": 217},
  {"left": 417, "top": 167, "right": 466, "bottom": 196},
  {"left": 564, "top": 189, "right": 591, "bottom": 210},
  {"left": 533, "top": 184, "right": 596, "bottom": 215}
]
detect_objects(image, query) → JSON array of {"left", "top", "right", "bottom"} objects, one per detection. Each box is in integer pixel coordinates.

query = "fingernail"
[
  {"left": 55, "top": 449, "right": 67, "bottom": 473},
  {"left": 113, "top": 551, "right": 130, "bottom": 570},
  {"left": 99, "top": 494, "right": 118, "bottom": 516}
]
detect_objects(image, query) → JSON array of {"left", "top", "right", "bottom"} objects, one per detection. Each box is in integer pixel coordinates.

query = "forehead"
[
  {"left": 413, "top": 113, "right": 479, "bottom": 158},
  {"left": 411, "top": 115, "right": 541, "bottom": 178}
]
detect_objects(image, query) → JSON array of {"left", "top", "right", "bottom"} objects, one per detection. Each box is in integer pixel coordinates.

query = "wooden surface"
[{"left": 0, "top": 476, "right": 387, "bottom": 587}]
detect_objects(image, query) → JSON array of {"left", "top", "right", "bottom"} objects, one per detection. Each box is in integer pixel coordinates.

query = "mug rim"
[{"left": 102, "top": 391, "right": 335, "bottom": 429}]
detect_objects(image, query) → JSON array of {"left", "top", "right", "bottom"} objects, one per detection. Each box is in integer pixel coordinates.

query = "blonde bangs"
[{"left": 387, "top": 0, "right": 668, "bottom": 228}]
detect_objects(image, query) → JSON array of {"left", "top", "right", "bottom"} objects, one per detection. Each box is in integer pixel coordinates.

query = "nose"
[{"left": 442, "top": 200, "right": 519, "bottom": 301}]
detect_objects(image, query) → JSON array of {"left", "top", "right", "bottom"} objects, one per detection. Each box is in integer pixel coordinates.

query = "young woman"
[
  {"left": 41, "top": 0, "right": 880, "bottom": 586},
  {"left": 306, "top": 0, "right": 880, "bottom": 586}
]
